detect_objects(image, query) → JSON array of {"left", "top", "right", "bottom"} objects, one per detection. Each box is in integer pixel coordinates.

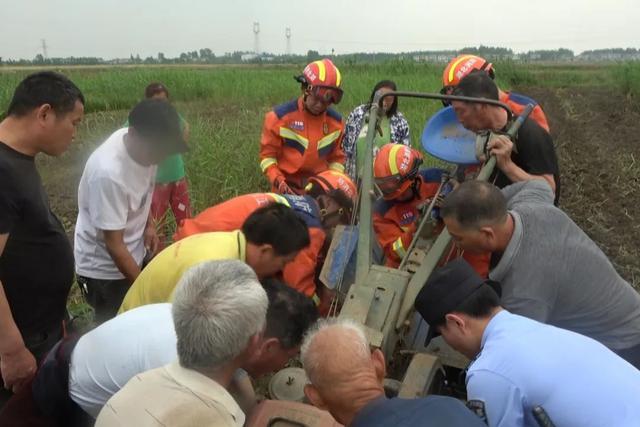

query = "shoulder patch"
[
  {"left": 326, "top": 108, "right": 343, "bottom": 123},
  {"left": 466, "top": 400, "right": 488, "bottom": 423},
  {"left": 507, "top": 92, "right": 539, "bottom": 107},
  {"left": 274, "top": 99, "right": 300, "bottom": 119},
  {"left": 283, "top": 195, "right": 323, "bottom": 229}
]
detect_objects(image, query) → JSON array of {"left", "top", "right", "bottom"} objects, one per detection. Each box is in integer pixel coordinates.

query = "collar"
[
  {"left": 351, "top": 396, "right": 388, "bottom": 426},
  {"left": 165, "top": 361, "right": 245, "bottom": 426},
  {"left": 489, "top": 211, "right": 522, "bottom": 282},
  {"left": 480, "top": 310, "right": 510, "bottom": 351},
  {"left": 236, "top": 231, "right": 247, "bottom": 262}
]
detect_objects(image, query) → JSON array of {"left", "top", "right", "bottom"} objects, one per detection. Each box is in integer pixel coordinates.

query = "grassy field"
[
  {"left": 1, "top": 61, "right": 639, "bottom": 322},
  {"left": 3, "top": 61, "right": 637, "bottom": 211}
]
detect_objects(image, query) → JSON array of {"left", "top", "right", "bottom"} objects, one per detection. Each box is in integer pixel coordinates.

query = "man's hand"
[
  {"left": 275, "top": 177, "right": 294, "bottom": 195},
  {"left": 144, "top": 223, "right": 160, "bottom": 258},
  {"left": 487, "top": 135, "right": 515, "bottom": 171},
  {"left": 1, "top": 345, "right": 36, "bottom": 393}
]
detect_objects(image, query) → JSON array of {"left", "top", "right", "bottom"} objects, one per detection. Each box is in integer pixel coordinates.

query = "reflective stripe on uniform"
[
  {"left": 329, "top": 162, "right": 345, "bottom": 172},
  {"left": 317, "top": 130, "right": 341, "bottom": 151},
  {"left": 260, "top": 157, "right": 278, "bottom": 172},
  {"left": 269, "top": 193, "right": 291, "bottom": 207},
  {"left": 279, "top": 127, "right": 309, "bottom": 150},
  {"left": 392, "top": 237, "right": 407, "bottom": 259},
  {"left": 312, "top": 293, "right": 321, "bottom": 306},
  {"left": 388, "top": 145, "right": 403, "bottom": 175}
]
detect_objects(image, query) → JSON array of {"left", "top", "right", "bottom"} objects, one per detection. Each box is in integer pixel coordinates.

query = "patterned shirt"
[{"left": 343, "top": 104, "right": 410, "bottom": 180}]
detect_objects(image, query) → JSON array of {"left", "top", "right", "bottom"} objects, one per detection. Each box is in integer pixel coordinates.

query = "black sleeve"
[
  {"left": 0, "top": 165, "right": 21, "bottom": 234},
  {"left": 513, "top": 119, "right": 559, "bottom": 177}
]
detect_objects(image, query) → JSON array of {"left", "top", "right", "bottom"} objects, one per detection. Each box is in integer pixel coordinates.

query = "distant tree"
[
  {"left": 306, "top": 50, "right": 321, "bottom": 62},
  {"left": 158, "top": 52, "right": 166, "bottom": 63}
]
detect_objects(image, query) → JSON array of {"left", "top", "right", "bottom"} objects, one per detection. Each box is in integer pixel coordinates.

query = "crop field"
[{"left": 1, "top": 61, "right": 639, "bottom": 320}]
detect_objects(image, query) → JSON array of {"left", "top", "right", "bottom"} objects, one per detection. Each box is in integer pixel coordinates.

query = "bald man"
[{"left": 300, "top": 319, "right": 485, "bottom": 427}]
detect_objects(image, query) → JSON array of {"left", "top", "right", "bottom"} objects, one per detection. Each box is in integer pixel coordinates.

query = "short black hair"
[
  {"left": 441, "top": 181, "right": 507, "bottom": 229},
  {"left": 452, "top": 70, "right": 499, "bottom": 101},
  {"left": 262, "top": 278, "right": 319, "bottom": 348},
  {"left": 145, "top": 82, "right": 169, "bottom": 99},
  {"left": 368, "top": 80, "right": 398, "bottom": 117},
  {"left": 431, "top": 284, "right": 500, "bottom": 329},
  {"left": 242, "top": 203, "right": 310, "bottom": 256},
  {"left": 6, "top": 71, "right": 85, "bottom": 117}
]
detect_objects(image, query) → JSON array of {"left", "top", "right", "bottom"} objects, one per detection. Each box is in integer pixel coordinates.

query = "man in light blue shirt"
[{"left": 415, "top": 258, "right": 640, "bottom": 427}]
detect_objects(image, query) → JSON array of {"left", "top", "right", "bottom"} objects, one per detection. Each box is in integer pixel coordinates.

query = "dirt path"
[{"left": 523, "top": 86, "right": 640, "bottom": 287}]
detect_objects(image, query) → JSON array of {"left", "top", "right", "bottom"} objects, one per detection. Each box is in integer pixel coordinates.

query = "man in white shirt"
[
  {"left": 74, "top": 99, "right": 187, "bottom": 323},
  {"left": 66, "top": 278, "right": 316, "bottom": 418},
  {"left": 96, "top": 259, "right": 268, "bottom": 427}
]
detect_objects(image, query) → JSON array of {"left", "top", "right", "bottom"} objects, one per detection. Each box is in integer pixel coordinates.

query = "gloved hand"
[{"left": 274, "top": 177, "right": 294, "bottom": 195}]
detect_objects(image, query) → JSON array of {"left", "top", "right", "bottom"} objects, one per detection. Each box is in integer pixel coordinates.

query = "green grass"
[{"left": 1, "top": 61, "right": 629, "bottom": 214}]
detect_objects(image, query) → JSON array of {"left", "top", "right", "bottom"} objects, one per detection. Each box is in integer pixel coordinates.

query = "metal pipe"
[
  {"left": 378, "top": 91, "right": 514, "bottom": 121},
  {"left": 354, "top": 92, "right": 384, "bottom": 286},
  {"left": 398, "top": 177, "right": 447, "bottom": 271},
  {"left": 394, "top": 103, "right": 536, "bottom": 330}
]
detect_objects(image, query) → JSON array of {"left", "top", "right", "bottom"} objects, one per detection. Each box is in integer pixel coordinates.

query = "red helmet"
[
  {"left": 307, "top": 170, "right": 356, "bottom": 203},
  {"left": 300, "top": 59, "right": 344, "bottom": 104},
  {"left": 306, "top": 170, "right": 357, "bottom": 221},
  {"left": 442, "top": 55, "right": 495, "bottom": 89},
  {"left": 374, "top": 144, "right": 423, "bottom": 200}
]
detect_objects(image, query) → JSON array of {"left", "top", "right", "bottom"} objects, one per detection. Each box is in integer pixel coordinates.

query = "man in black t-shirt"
[
  {"left": 451, "top": 71, "right": 560, "bottom": 204},
  {"left": 0, "top": 72, "right": 84, "bottom": 401}
]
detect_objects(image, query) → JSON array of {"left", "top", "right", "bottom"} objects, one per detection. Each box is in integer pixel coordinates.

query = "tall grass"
[
  {"left": 612, "top": 62, "right": 640, "bottom": 104},
  {"left": 0, "top": 62, "right": 622, "bottom": 213}
]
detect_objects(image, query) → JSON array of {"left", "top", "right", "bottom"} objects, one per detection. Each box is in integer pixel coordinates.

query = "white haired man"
[
  {"left": 300, "top": 319, "right": 485, "bottom": 427},
  {"left": 95, "top": 260, "right": 268, "bottom": 427}
]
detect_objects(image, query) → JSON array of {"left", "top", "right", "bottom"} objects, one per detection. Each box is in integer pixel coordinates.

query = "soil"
[{"left": 522, "top": 86, "right": 640, "bottom": 288}]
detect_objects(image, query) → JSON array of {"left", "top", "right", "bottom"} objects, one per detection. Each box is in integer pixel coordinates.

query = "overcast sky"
[{"left": 1, "top": 0, "right": 638, "bottom": 59}]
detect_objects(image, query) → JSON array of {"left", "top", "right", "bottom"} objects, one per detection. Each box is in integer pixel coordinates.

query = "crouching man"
[
  {"left": 300, "top": 319, "right": 486, "bottom": 426},
  {"left": 415, "top": 259, "right": 640, "bottom": 427},
  {"left": 23, "top": 263, "right": 316, "bottom": 426}
]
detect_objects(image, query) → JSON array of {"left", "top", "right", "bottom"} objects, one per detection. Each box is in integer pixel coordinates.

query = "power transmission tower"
[
  {"left": 253, "top": 22, "right": 260, "bottom": 56},
  {"left": 41, "top": 39, "right": 48, "bottom": 59},
  {"left": 286, "top": 27, "right": 292, "bottom": 56}
]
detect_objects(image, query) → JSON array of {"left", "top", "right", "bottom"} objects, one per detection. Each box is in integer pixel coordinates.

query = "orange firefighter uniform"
[
  {"left": 260, "top": 98, "right": 346, "bottom": 193},
  {"left": 373, "top": 144, "right": 489, "bottom": 276},
  {"left": 175, "top": 193, "right": 326, "bottom": 303},
  {"left": 373, "top": 169, "right": 490, "bottom": 277},
  {"left": 260, "top": 59, "right": 346, "bottom": 193}
]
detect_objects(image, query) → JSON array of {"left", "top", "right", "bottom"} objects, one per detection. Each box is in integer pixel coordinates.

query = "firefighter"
[
  {"left": 175, "top": 170, "right": 357, "bottom": 311},
  {"left": 441, "top": 54, "right": 550, "bottom": 132},
  {"left": 372, "top": 144, "right": 489, "bottom": 276},
  {"left": 260, "top": 59, "right": 346, "bottom": 195}
]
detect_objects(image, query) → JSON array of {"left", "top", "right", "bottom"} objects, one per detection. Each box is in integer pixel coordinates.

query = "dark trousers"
[
  {"left": 615, "top": 342, "right": 640, "bottom": 370},
  {"left": 77, "top": 276, "right": 130, "bottom": 324},
  {"left": 0, "top": 336, "right": 93, "bottom": 427},
  {"left": 0, "top": 325, "right": 63, "bottom": 407}
]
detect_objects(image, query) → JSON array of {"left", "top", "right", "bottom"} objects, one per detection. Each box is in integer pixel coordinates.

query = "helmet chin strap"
[
  {"left": 318, "top": 197, "right": 345, "bottom": 227},
  {"left": 410, "top": 176, "right": 422, "bottom": 200}
]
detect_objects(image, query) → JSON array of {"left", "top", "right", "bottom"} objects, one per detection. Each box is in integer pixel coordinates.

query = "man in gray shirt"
[{"left": 440, "top": 179, "right": 640, "bottom": 368}]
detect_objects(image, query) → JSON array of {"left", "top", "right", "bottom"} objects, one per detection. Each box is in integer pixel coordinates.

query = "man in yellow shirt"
[{"left": 119, "top": 203, "right": 310, "bottom": 313}]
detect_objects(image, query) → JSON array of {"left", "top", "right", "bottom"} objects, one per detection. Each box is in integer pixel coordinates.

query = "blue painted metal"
[{"left": 421, "top": 107, "right": 479, "bottom": 165}]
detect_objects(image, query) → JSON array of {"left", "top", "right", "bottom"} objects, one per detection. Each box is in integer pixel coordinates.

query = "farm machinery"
[{"left": 247, "top": 91, "right": 533, "bottom": 426}]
